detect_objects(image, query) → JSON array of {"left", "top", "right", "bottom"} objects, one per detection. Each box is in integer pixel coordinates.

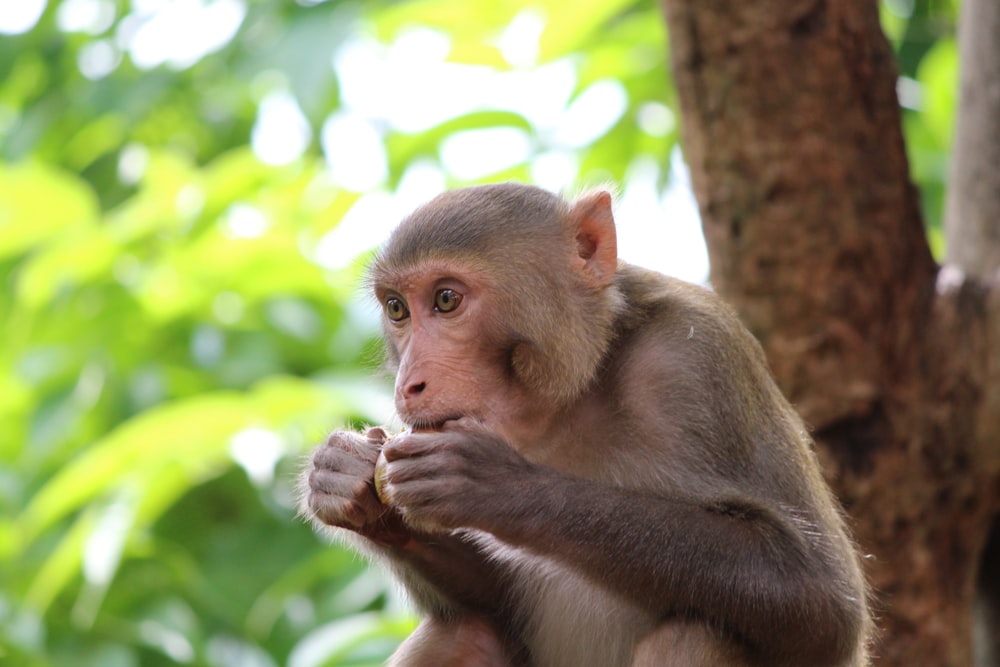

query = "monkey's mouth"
[{"left": 408, "top": 415, "right": 463, "bottom": 432}]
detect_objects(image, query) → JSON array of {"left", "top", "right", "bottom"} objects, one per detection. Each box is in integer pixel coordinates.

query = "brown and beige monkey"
[{"left": 302, "top": 183, "right": 871, "bottom": 667}]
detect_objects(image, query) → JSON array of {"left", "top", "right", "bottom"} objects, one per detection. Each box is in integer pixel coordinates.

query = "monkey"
[{"left": 302, "top": 183, "right": 871, "bottom": 667}]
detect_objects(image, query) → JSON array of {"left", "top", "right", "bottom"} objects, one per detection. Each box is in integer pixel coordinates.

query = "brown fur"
[{"left": 303, "top": 183, "right": 872, "bottom": 666}]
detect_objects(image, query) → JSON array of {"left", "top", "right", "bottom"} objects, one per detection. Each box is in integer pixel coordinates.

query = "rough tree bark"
[
  {"left": 658, "top": 0, "right": 1000, "bottom": 665},
  {"left": 945, "top": 1, "right": 1000, "bottom": 664}
]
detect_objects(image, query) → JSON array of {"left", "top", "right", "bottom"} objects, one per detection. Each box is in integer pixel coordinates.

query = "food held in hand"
[{"left": 373, "top": 450, "right": 390, "bottom": 505}]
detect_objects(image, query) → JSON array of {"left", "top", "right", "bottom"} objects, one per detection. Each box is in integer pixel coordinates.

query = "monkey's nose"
[{"left": 395, "top": 372, "right": 427, "bottom": 407}]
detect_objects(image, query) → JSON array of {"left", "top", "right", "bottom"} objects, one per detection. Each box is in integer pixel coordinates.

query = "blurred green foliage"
[{"left": 0, "top": 0, "right": 958, "bottom": 665}]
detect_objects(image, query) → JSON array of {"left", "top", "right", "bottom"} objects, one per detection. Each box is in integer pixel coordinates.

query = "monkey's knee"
[
  {"left": 388, "top": 616, "right": 515, "bottom": 667},
  {"left": 631, "top": 621, "right": 752, "bottom": 667}
]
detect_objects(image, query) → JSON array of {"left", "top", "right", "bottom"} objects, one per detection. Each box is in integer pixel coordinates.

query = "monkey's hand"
[
  {"left": 304, "top": 427, "right": 411, "bottom": 546},
  {"left": 379, "top": 419, "right": 536, "bottom": 533}
]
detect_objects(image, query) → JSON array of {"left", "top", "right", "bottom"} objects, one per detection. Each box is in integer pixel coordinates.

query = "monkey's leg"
[
  {"left": 387, "top": 616, "right": 525, "bottom": 667},
  {"left": 630, "top": 621, "right": 753, "bottom": 667}
]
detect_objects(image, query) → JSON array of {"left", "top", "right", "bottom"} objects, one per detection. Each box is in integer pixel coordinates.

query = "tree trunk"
[
  {"left": 944, "top": 0, "right": 1000, "bottom": 279},
  {"left": 658, "top": 0, "right": 1000, "bottom": 665},
  {"left": 945, "top": 0, "right": 1000, "bottom": 663}
]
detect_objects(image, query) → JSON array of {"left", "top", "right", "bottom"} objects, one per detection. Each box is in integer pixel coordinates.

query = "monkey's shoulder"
[
  {"left": 608, "top": 263, "right": 776, "bottom": 406},
  {"left": 613, "top": 263, "right": 752, "bottom": 345}
]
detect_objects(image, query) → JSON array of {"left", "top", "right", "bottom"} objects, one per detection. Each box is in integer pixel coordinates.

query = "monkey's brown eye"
[
  {"left": 385, "top": 298, "right": 409, "bottom": 322},
  {"left": 434, "top": 289, "right": 462, "bottom": 313}
]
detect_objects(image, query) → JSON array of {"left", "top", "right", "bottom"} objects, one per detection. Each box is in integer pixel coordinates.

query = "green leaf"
[
  {"left": 288, "top": 613, "right": 416, "bottom": 667},
  {"left": 16, "top": 227, "right": 118, "bottom": 309},
  {"left": 19, "top": 392, "right": 255, "bottom": 544},
  {"left": 372, "top": 0, "right": 524, "bottom": 46},
  {"left": 24, "top": 505, "right": 98, "bottom": 611},
  {"left": 916, "top": 37, "right": 958, "bottom": 149},
  {"left": 537, "top": 0, "right": 641, "bottom": 62},
  {"left": 0, "top": 164, "right": 99, "bottom": 260}
]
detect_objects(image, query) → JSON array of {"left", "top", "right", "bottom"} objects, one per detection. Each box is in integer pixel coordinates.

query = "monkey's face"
[{"left": 374, "top": 260, "right": 532, "bottom": 436}]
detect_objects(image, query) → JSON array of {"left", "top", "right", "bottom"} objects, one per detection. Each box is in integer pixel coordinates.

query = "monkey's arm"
[
  {"left": 386, "top": 432, "right": 862, "bottom": 667},
  {"left": 511, "top": 476, "right": 861, "bottom": 666},
  {"left": 380, "top": 527, "right": 521, "bottom": 616},
  {"left": 381, "top": 365, "right": 865, "bottom": 667}
]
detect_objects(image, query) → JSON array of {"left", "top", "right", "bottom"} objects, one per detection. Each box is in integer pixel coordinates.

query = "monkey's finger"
[
  {"left": 323, "top": 430, "right": 381, "bottom": 457},
  {"left": 308, "top": 466, "right": 369, "bottom": 497},
  {"left": 309, "top": 491, "right": 380, "bottom": 530},
  {"left": 381, "top": 431, "right": 443, "bottom": 461},
  {"left": 323, "top": 430, "right": 365, "bottom": 447},
  {"left": 314, "top": 439, "right": 378, "bottom": 469},
  {"left": 383, "top": 440, "right": 482, "bottom": 502},
  {"left": 379, "top": 454, "right": 448, "bottom": 487},
  {"left": 364, "top": 426, "right": 389, "bottom": 444},
  {"left": 390, "top": 479, "right": 471, "bottom": 531},
  {"left": 307, "top": 470, "right": 382, "bottom": 525}
]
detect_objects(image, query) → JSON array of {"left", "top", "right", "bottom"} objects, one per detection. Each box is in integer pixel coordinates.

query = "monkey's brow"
[{"left": 372, "top": 261, "right": 481, "bottom": 291}]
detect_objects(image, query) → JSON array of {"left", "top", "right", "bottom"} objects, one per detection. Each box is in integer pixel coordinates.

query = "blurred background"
[{"left": 0, "top": 1, "right": 956, "bottom": 665}]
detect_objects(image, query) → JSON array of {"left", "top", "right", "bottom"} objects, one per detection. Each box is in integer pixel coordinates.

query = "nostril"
[{"left": 408, "top": 382, "right": 426, "bottom": 396}]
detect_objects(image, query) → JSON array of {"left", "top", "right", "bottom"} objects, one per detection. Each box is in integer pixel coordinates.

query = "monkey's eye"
[
  {"left": 385, "top": 298, "right": 410, "bottom": 322},
  {"left": 434, "top": 289, "right": 462, "bottom": 313}
]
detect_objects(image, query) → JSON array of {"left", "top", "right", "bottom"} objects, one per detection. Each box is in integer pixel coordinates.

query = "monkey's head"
[{"left": 367, "top": 183, "right": 623, "bottom": 438}]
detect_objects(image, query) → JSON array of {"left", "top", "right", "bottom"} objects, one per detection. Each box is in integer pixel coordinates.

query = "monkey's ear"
[{"left": 569, "top": 190, "right": 618, "bottom": 286}]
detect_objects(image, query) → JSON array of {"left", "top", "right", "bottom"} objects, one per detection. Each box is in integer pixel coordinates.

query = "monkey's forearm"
[
  {"left": 343, "top": 495, "right": 514, "bottom": 616},
  {"left": 400, "top": 534, "right": 514, "bottom": 612},
  {"left": 364, "top": 518, "right": 516, "bottom": 617},
  {"left": 483, "top": 471, "right": 863, "bottom": 666}
]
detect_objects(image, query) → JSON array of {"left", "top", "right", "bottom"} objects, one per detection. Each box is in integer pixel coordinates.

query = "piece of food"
[{"left": 373, "top": 450, "right": 390, "bottom": 505}]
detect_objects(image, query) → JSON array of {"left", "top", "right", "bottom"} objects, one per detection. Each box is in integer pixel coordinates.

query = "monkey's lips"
[{"left": 407, "top": 415, "right": 463, "bottom": 432}]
